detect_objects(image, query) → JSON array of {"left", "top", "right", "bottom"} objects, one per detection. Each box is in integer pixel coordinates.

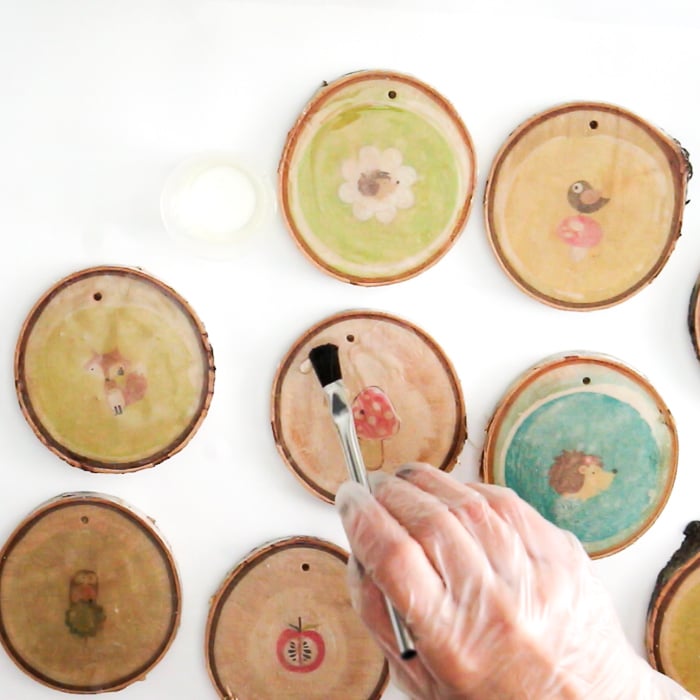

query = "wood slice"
[
  {"left": 15, "top": 266, "right": 215, "bottom": 472},
  {"left": 0, "top": 492, "right": 181, "bottom": 693},
  {"left": 271, "top": 310, "right": 467, "bottom": 502},
  {"left": 206, "top": 536, "right": 388, "bottom": 700},
  {"left": 481, "top": 351, "right": 677, "bottom": 557},
  {"left": 647, "top": 522, "right": 700, "bottom": 697},
  {"left": 279, "top": 70, "right": 476, "bottom": 285},
  {"left": 484, "top": 102, "right": 690, "bottom": 310},
  {"left": 687, "top": 273, "right": 700, "bottom": 364}
]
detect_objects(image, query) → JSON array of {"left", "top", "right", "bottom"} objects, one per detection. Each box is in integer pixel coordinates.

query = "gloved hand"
[{"left": 336, "top": 463, "right": 692, "bottom": 700}]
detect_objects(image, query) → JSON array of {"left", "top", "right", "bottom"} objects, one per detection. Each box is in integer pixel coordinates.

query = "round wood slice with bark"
[
  {"left": 482, "top": 351, "right": 677, "bottom": 558},
  {"left": 686, "top": 272, "right": 700, "bottom": 366},
  {"left": 0, "top": 492, "right": 181, "bottom": 693},
  {"left": 15, "top": 265, "right": 215, "bottom": 472},
  {"left": 271, "top": 309, "right": 467, "bottom": 502},
  {"left": 279, "top": 69, "right": 477, "bottom": 285},
  {"left": 206, "top": 536, "right": 388, "bottom": 700},
  {"left": 485, "top": 102, "right": 691, "bottom": 310},
  {"left": 647, "top": 522, "right": 700, "bottom": 698}
]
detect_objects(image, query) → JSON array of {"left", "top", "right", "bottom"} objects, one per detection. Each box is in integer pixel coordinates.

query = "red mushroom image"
[
  {"left": 555, "top": 214, "right": 603, "bottom": 262},
  {"left": 351, "top": 386, "right": 400, "bottom": 470}
]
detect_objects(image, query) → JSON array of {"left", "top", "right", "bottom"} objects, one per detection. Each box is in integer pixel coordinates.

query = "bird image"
[{"left": 567, "top": 180, "right": 609, "bottom": 213}]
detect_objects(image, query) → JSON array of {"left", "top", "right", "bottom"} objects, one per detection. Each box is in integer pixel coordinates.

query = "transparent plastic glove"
[{"left": 336, "top": 463, "right": 692, "bottom": 700}]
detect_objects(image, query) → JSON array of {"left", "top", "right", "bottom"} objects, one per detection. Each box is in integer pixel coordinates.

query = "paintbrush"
[{"left": 308, "top": 342, "right": 416, "bottom": 660}]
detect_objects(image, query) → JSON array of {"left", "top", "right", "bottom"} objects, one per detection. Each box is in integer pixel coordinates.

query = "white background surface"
[{"left": 1, "top": 1, "right": 700, "bottom": 697}]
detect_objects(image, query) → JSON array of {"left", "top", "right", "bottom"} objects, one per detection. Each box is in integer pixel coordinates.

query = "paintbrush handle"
[
  {"left": 333, "top": 403, "right": 371, "bottom": 490},
  {"left": 387, "top": 603, "right": 416, "bottom": 660},
  {"left": 325, "top": 382, "right": 416, "bottom": 660}
]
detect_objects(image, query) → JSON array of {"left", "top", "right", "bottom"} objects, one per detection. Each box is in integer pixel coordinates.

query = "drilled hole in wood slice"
[
  {"left": 81, "top": 516, "right": 89, "bottom": 524},
  {"left": 301, "top": 563, "right": 310, "bottom": 572},
  {"left": 93, "top": 292, "right": 102, "bottom": 301},
  {"left": 387, "top": 90, "right": 397, "bottom": 99},
  {"left": 589, "top": 120, "right": 599, "bottom": 129},
  {"left": 582, "top": 377, "right": 591, "bottom": 385},
  {"left": 346, "top": 334, "right": 355, "bottom": 342}
]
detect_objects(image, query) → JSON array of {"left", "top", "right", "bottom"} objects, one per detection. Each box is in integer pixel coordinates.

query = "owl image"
[{"left": 65, "top": 569, "right": 106, "bottom": 638}]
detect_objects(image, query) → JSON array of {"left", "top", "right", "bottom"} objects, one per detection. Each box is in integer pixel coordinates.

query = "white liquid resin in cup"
[{"left": 173, "top": 165, "right": 258, "bottom": 242}]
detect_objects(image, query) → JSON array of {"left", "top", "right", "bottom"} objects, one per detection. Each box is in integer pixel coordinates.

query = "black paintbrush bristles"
[{"left": 308, "top": 343, "right": 342, "bottom": 387}]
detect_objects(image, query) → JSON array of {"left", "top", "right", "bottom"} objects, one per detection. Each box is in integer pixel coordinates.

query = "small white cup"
[{"left": 161, "top": 152, "right": 273, "bottom": 259}]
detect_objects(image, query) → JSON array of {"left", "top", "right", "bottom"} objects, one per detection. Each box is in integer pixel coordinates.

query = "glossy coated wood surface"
[
  {"left": 15, "top": 266, "right": 215, "bottom": 472},
  {"left": 279, "top": 70, "right": 476, "bottom": 285},
  {"left": 271, "top": 310, "right": 466, "bottom": 502},
  {"left": 482, "top": 352, "right": 677, "bottom": 557},
  {"left": 485, "top": 102, "right": 689, "bottom": 309}
]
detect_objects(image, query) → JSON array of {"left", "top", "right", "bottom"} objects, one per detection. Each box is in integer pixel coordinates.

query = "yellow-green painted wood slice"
[
  {"left": 15, "top": 266, "right": 215, "bottom": 472},
  {"left": 279, "top": 70, "right": 476, "bottom": 285}
]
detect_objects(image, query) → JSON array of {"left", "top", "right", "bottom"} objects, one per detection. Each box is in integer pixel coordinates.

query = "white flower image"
[{"left": 338, "top": 146, "right": 418, "bottom": 224}]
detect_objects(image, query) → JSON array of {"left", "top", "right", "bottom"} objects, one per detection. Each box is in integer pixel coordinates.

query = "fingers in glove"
[
  {"left": 336, "top": 480, "right": 447, "bottom": 627},
  {"left": 367, "top": 470, "right": 496, "bottom": 600},
  {"left": 467, "top": 481, "right": 587, "bottom": 565},
  {"left": 338, "top": 479, "right": 497, "bottom": 690},
  {"left": 395, "top": 463, "right": 532, "bottom": 591},
  {"left": 364, "top": 472, "right": 527, "bottom": 690}
]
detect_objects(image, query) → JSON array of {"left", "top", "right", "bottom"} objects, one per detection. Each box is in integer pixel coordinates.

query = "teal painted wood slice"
[{"left": 482, "top": 352, "right": 677, "bottom": 557}]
